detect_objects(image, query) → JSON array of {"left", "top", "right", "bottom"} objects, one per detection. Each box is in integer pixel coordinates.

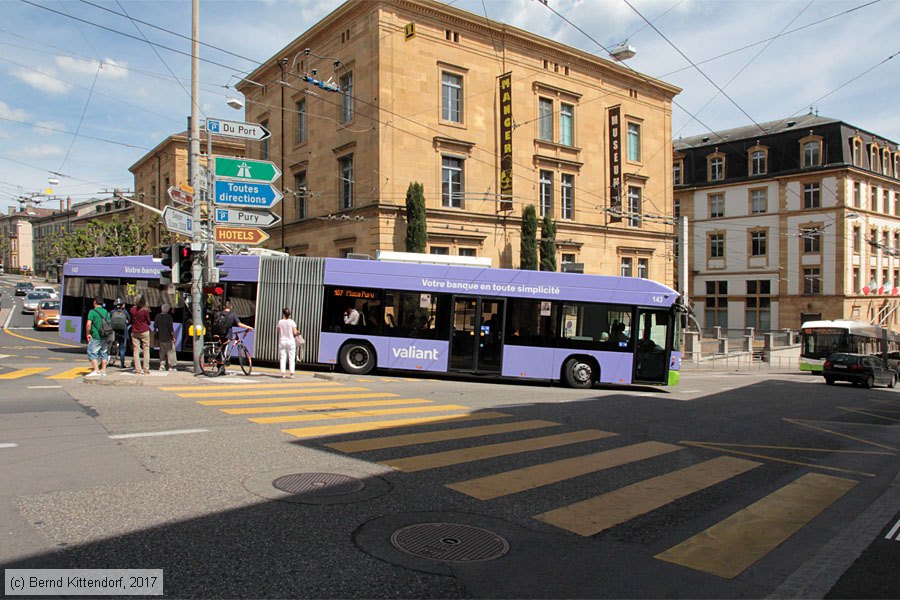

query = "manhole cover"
[
  {"left": 390, "top": 523, "right": 509, "bottom": 562},
  {"left": 272, "top": 473, "right": 365, "bottom": 497}
]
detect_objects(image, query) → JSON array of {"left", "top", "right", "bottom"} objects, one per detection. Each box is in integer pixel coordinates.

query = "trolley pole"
[{"left": 188, "top": 0, "right": 204, "bottom": 372}]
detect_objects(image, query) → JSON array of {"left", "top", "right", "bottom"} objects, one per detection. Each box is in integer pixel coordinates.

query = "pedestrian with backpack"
[
  {"left": 129, "top": 295, "right": 152, "bottom": 374},
  {"left": 213, "top": 301, "right": 252, "bottom": 342},
  {"left": 85, "top": 297, "right": 110, "bottom": 377},
  {"left": 109, "top": 298, "right": 130, "bottom": 368}
]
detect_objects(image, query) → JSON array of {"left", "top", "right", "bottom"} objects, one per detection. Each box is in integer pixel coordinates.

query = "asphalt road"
[{"left": 0, "top": 274, "right": 897, "bottom": 598}]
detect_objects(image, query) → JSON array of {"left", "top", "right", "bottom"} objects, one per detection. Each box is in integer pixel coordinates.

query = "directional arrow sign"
[
  {"left": 167, "top": 186, "right": 193, "bottom": 207},
  {"left": 162, "top": 206, "right": 193, "bottom": 236},
  {"left": 215, "top": 226, "right": 269, "bottom": 246},
  {"left": 213, "top": 180, "right": 283, "bottom": 208},
  {"left": 213, "top": 156, "right": 281, "bottom": 183},
  {"left": 215, "top": 207, "right": 281, "bottom": 228},
  {"left": 206, "top": 117, "right": 271, "bottom": 141}
]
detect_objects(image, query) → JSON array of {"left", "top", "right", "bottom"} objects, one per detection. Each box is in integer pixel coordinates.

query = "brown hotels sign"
[{"left": 498, "top": 72, "right": 513, "bottom": 211}]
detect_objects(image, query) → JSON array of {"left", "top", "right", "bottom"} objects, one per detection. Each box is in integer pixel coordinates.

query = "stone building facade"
[
  {"left": 234, "top": 0, "right": 680, "bottom": 283},
  {"left": 675, "top": 114, "right": 900, "bottom": 332}
]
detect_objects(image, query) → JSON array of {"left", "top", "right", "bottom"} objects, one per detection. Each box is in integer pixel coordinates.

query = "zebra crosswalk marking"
[
  {"left": 447, "top": 441, "right": 684, "bottom": 501},
  {"left": 175, "top": 385, "right": 359, "bottom": 398},
  {"left": 655, "top": 472, "right": 857, "bottom": 579},
  {"left": 250, "top": 404, "right": 471, "bottom": 425},
  {"left": 196, "top": 392, "right": 397, "bottom": 406},
  {"left": 221, "top": 398, "right": 433, "bottom": 415},
  {"left": 326, "top": 420, "right": 561, "bottom": 453},
  {"left": 161, "top": 381, "right": 343, "bottom": 392},
  {"left": 47, "top": 367, "right": 92, "bottom": 380},
  {"left": 0, "top": 367, "right": 51, "bottom": 379},
  {"left": 534, "top": 456, "right": 760, "bottom": 536},
  {"left": 283, "top": 412, "right": 513, "bottom": 439},
  {"left": 381, "top": 429, "right": 617, "bottom": 473}
]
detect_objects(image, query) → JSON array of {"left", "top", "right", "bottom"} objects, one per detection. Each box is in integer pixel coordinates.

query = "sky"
[{"left": 1, "top": 0, "right": 898, "bottom": 216}]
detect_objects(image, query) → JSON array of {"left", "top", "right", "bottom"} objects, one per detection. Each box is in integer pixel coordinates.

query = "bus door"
[
  {"left": 633, "top": 308, "right": 671, "bottom": 384},
  {"left": 449, "top": 296, "right": 505, "bottom": 373}
]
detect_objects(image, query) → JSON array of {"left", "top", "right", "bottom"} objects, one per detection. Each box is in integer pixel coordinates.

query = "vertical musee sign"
[
  {"left": 499, "top": 72, "right": 513, "bottom": 211},
  {"left": 608, "top": 106, "right": 623, "bottom": 223}
]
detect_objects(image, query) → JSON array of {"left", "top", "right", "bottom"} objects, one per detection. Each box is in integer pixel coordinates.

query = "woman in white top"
[{"left": 277, "top": 307, "right": 300, "bottom": 378}]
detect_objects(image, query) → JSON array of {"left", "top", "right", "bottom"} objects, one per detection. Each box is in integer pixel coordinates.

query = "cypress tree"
[
  {"left": 520, "top": 205, "right": 538, "bottom": 270},
  {"left": 405, "top": 182, "right": 427, "bottom": 252},
  {"left": 539, "top": 213, "right": 557, "bottom": 271}
]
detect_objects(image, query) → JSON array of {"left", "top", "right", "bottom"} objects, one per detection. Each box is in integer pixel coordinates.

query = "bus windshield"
[{"left": 802, "top": 331, "right": 848, "bottom": 358}]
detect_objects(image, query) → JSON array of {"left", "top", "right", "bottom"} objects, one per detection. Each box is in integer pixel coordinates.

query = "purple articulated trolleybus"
[{"left": 60, "top": 253, "right": 682, "bottom": 388}]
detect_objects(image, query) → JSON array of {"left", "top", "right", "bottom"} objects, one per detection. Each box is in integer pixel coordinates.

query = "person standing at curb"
[
  {"left": 109, "top": 298, "right": 130, "bottom": 368},
  {"left": 85, "top": 297, "right": 109, "bottom": 377},
  {"left": 277, "top": 307, "right": 299, "bottom": 379},
  {"left": 129, "top": 295, "right": 152, "bottom": 374},
  {"left": 154, "top": 303, "right": 176, "bottom": 371}
]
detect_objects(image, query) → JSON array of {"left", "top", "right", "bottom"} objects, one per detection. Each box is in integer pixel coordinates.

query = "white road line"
[
  {"left": 27, "top": 385, "right": 62, "bottom": 389},
  {"left": 2, "top": 308, "right": 13, "bottom": 329},
  {"left": 885, "top": 518, "right": 900, "bottom": 541},
  {"left": 109, "top": 428, "right": 210, "bottom": 440},
  {"left": 0, "top": 443, "right": 18, "bottom": 449}
]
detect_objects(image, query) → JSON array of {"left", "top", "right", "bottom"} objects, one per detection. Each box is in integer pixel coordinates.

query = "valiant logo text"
[{"left": 392, "top": 345, "right": 439, "bottom": 360}]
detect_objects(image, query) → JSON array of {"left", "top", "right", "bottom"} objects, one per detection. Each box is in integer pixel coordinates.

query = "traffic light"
[
  {"left": 159, "top": 244, "right": 179, "bottom": 286},
  {"left": 177, "top": 243, "right": 193, "bottom": 285}
]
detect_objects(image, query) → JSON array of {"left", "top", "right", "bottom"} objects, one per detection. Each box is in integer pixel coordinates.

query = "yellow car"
[{"left": 33, "top": 299, "right": 60, "bottom": 330}]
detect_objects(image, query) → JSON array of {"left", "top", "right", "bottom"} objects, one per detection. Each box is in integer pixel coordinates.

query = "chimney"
[
  {"left": 67, "top": 196, "right": 72, "bottom": 210},
  {"left": 60, "top": 197, "right": 64, "bottom": 211}
]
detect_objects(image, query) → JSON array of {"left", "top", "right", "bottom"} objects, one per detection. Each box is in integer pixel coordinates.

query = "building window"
[
  {"left": 429, "top": 246, "right": 450, "bottom": 255},
  {"left": 620, "top": 257, "right": 633, "bottom": 277},
  {"left": 709, "top": 193, "right": 724, "bottom": 218},
  {"left": 260, "top": 119, "right": 269, "bottom": 160},
  {"left": 852, "top": 139, "right": 861, "bottom": 166},
  {"left": 441, "top": 72, "right": 462, "bottom": 123},
  {"left": 883, "top": 150, "right": 891, "bottom": 176},
  {"left": 709, "top": 233, "right": 724, "bottom": 258},
  {"left": 803, "top": 267, "right": 821, "bottom": 295},
  {"left": 442, "top": 156, "right": 464, "bottom": 208},
  {"left": 750, "top": 189, "right": 767, "bottom": 214},
  {"left": 870, "top": 145, "right": 880, "bottom": 171},
  {"left": 295, "top": 99, "right": 307, "bottom": 145},
  {"left": 709, "top": 156, "right": 724, "bottom": 181},
  {"left": 559, "top": 103, "right": 574, "bottom": 146},
  {"left": 561, "top": 174, "right": 574, "bottom": 220},
  {"left": 803, "top": 183, "right": 820, "bottom": 208},
  {"left": 802, "top": 140, "right": 820, "bottom": 168},
  {"left": 705, "top": 280, "right": 728, "bottom": 329},
  {"left": 538, "top": 98, "right": 553, "bottom": 141},
  {"left": 294, "top": 171, "right": 307, "bottom": 221},
  {"left": 750, "top": 150, "right": 767, "bottom": 176},
  {"left": 745, "top": 280, "right": 771, "bottom": 330},
  {"left": 802, "top": 229, "right": 821, "bottom": 253},
  {"left": 894, "top": 232, "right": 900, "bottom": 252},
  {"left": 539, "top": 170, "right": 553, "bottom": 217},
  {"left": 339, "top": 154, "right": 354, "bottom": 209},
  {"left": 673, "top": 198, "right": 680, "bottom": 218},
  {"left": 750, "top": 230, "right": 767, "bottom": 256},
  {"left": 627, "top": 186, "right": 642, "bottom": 227},
  {"left": 637, "top": 258, "right": 649, "bottom": 279},
  {"left": 853, "top": 182, "right": 861, "bottom": 208},
  {"left": 459, "top": 248, "right": 476, "bottom": 257},
  {"left": 853, "top": 226, "right": 861, "bottom": 253},
  {"left": 340, "top": 72, "right": 353, "bottom": 123},
  {"left": 339, "top": 248, "right": 354, "bottom": 258},
  {"left": 627, "top": 122, "right": 641, "bottom": 162},
  {"left": 853, "top": 267, "right": 861, "bottom": 292},
  {"left": 673, "top": 160, "right": 683, "bottom": 185},
  {"left": 561, "top": 252, "right": 576, "bottom": 265}
]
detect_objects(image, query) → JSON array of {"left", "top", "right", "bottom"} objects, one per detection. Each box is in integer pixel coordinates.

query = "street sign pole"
[{"left": 189, "top": 0, "right": 203, "bottom": 373}]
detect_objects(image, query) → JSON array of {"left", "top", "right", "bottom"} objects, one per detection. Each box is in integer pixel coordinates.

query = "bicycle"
[
  {"left": 199, "top": 329, "right": 252, "bottom": 377},
  {"left": 106, "top": 333, "right": 127, "bottom": 368}
]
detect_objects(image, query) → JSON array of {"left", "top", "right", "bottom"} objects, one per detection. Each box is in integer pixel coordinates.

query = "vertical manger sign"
[
  {"left": 608, "top": 106, "right": 622, "bottom": 223},
  {"left": 498, "top": 72, "right": 513, "bottom": 211}
]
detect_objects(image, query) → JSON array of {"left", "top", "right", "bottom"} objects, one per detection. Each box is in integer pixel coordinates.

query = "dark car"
[
  {"left": 15, "top": 282, "right": 34, "bottom": 296},
  {"left": 823, "top": 353, "right": 896, "bottom": 388}
]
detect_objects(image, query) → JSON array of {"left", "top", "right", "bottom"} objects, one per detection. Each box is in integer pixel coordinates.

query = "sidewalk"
[{"left": 82, "top": 364, "right": 334, "bottom": 387}]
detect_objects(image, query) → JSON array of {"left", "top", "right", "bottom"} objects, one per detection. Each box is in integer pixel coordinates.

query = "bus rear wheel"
[
  {"left": 563, "top": 357, "right": 595, "bottom": 389},
  {"left": 339, "top": 342, "right": 375, "bottom": 375}
]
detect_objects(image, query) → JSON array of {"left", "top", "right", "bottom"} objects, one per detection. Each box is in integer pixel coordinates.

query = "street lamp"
[{"left": 226, "top": 97, "right": 243, "bottom": 110}]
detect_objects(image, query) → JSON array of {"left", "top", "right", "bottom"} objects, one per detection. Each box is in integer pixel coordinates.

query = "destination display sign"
[{"left": 213, "top": 180, "right": 283, "bottom": 208}]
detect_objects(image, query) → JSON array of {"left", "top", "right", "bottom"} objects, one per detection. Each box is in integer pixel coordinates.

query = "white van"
[{"left": 33, "top": 286, "right": 58, "bottom": 299}]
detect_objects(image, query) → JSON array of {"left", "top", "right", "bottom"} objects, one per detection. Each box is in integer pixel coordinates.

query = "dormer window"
[
  {"left": 748, "top": 146, "right": 767, "bottom": 176},
  {"left": 707, "top": 152, "right": 725, "bottom": 182},
  {"left": 801, "top": 137, "right": 822, "bottom": 168},
  {"left": 869, "top": 143, "right": 880, "bottom": 172},
  {"left": 883, "top": 149, "right": 892, "bottom": 176},
  {"left": 894, "top": 152, "right": 900, "bottom": 179}
]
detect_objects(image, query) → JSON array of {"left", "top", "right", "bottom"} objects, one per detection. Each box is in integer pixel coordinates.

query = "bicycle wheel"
[
  {"left": 237, "top": 343, "right": 252, "bottom": 375},
  {"left": 199, "top": 344, "right": 222, "bottom": 377}
]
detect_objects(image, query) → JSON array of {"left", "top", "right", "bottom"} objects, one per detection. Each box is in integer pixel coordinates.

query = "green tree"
[
  {"left": 405, "top": 182, "right": 427, "bottom": 252},
  {"left": 520, "top": 205, "right": 538, "bottom": 270},
  {"left": 539, "top": 213, "right": 557, "bottom": 271},
  {"left": 36, "top": 215, "right": 156, "bottom": 268}
]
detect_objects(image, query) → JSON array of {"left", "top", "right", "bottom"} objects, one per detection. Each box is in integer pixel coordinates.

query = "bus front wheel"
[
  {"left": 563, "top": 357, "right": 595, "bottom": 389},
  {"left": 339, "top": 342, "right": 375, "bottom": 375}
]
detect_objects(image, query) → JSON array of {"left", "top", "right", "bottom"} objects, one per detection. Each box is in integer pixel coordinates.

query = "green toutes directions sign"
[{"left": 213, "top": 156, "right": 281, "bottom": 183}]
